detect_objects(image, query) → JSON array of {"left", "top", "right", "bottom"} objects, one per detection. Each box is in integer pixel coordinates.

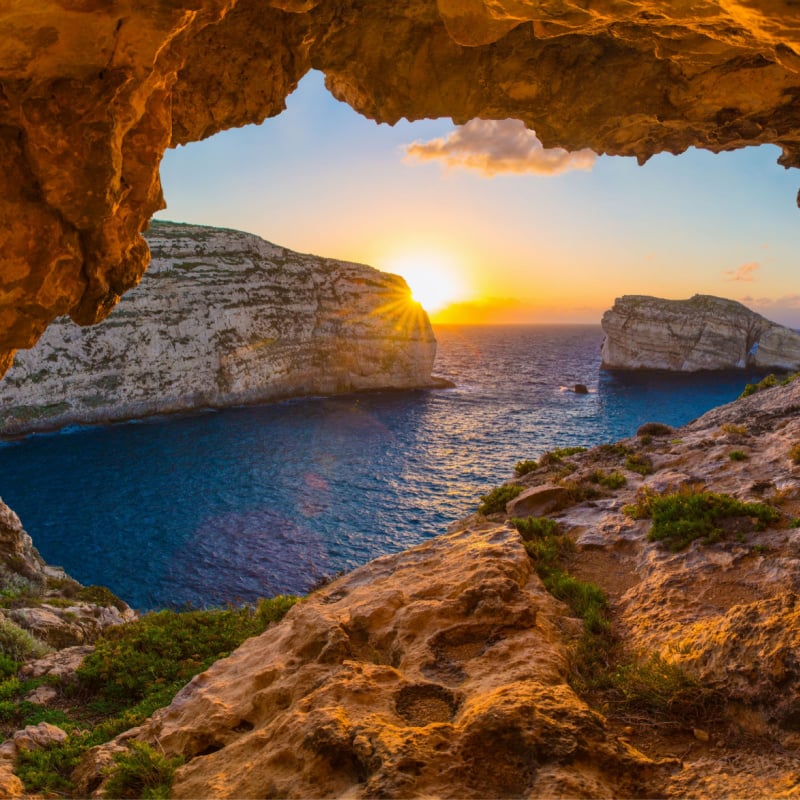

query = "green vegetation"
[
  {"left": 511, "top": 517, "right": 717, "bottom": 725},
  {"left": 636, "top": 422, "right": 674, "bottom": 437},
  {"left": 104, "top": 741, "right": 184, "bottom": 799},
  {"left": 0, "top": 618, "right": 50, "bottom": 661},
  {"left": 721, "top": 422, "right": 747, "bottom": 436},
  {"left": 512, "top": 516, "right": 560, "bottom": 541},
  {"left": 728, "top": 449, "right": 748, "bottom": 461},
  {"left": 512, "top": 517, "right": 608, "bottom": 636},
  {"left": 598, "top": 443, "right": 633, "bottom": 459},
  {"left": 624, "top": 489, "right": 780, "bottom": 550},
  {"left": 478, "top": 484, "right": 523, "bottom": 514},
  {"left": 605, "top": 654, "right": 720, "bottom": 719},
  {"left": 514, "top": 447, "right": 586, "bottom": 475},
  {"left": 739, "top": 373, "right": 778, "bottom": 398},
  {"left": 514, "top": 459, "right": 539, "bottom": 477},
  {"left": 625, "top": 453, "right": 653, "bottom": 476},
  {"left": 590, "top": 469, "right": 627, "bottom": 490},
  {"left": 15, "top": 596, "right": 298, "bottom": 796}
]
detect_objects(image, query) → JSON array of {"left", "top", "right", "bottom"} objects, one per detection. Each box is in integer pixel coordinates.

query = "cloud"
[
  {"left": 404, "top": 119, "right": 597, "bottom": 177},
  {"left": 724, "top": 261, "right": 760, "bottom": 282}
]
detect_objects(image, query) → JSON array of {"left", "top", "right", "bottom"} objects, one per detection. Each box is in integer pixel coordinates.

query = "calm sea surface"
[{"left": 0, "top": 325, "right": 765, "bottom": 610}]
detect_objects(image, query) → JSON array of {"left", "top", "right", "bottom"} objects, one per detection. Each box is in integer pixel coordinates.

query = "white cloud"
[
  {"left": 404, "top": 119, "right": 597, "bottom": 177},
  {"left": 724, "top": 261, "right": 760, "bottom": 282}
]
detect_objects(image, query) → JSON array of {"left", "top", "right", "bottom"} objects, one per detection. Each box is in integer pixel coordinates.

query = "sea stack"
[
  {"left": 601, "top": 294, "right": 800, "bottom": 371},
  {"left": 0, "top": 222, "right": 438, "bottom": 436}
]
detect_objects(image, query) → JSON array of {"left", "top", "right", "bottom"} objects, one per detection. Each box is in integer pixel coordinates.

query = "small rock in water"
[{"left": 574, "top": 383, "right": 589, "bottom": 394}]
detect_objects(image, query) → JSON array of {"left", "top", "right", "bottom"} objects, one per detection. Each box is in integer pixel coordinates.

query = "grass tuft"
[
  {"left": 624, "top": 489, "right": 780, "bottom": 550},
  {"left": 478, "top": 484, "right": 523, "bottom": 515},
  {"left": 104, "top": 740, "right": 184, "bottom": 799}
]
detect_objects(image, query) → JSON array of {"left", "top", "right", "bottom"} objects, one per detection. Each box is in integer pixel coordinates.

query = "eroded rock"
[
  {"left": 4, "top": 4, "right": 800, "bottom": 368},
  {"left": 76, "top": 524, "right": 665, "bottom": 799}
]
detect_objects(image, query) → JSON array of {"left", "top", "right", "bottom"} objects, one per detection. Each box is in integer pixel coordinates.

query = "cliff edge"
[
  {"left": 601, "top": 294, "right": 800, "bottom": 372},
  {"left": 0, "top": 222, "right": 437, "bottom": 436}
]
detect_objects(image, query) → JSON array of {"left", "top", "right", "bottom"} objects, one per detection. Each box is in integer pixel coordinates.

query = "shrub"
[
  {"left": 608, "top": 654, "right": 720, "bottom": 719},
  {"left": 781, "top": 372, "right": 800, "bottom": 386},
  {"left": 0, "top": 619, "right": 50, "bottom": 662},
  {"left": 478, "top": 484, "right": 523, "bottom": 515},
  {"left": 77, "top": 606, "right": 275, "bottom": 710},
  {"left": 255, "top": 594, "right": 298, "bottom": 627},
  {"left": 0, "top": 654, "right": 18, "bottom": 681},
  {"left": 729, "top": 450, "right": 748, "bottom": 462},
  {"left": 544, "top": 572, "right": 609, "bottom": 635},
  {"left": 636, "top": 422, "right": 674, "bottom": 437},
  {"left": 590, "top": 470, "right": 627, "bottom": 490},
  {"left": 639, "top": 434, "right": 653, "bottom": 446},
  {"left": 721, "top": 422, "right": 747, "bottom": 436},
  {"left": 789, "top": 444, "right": 800, "bottom": 465},
  {"left": 598, "top": 443, "right": 633, "bottom": 459},
  {"left": 514, "top": 459, "right": 539, "bottom": 476},
  {"left": 74, "top": 585, "right": 128, "bottom": 611},
  {"left": 626, "top": 489, "right": 780, "bottom": 551},
  {"left": 553, "top": 446, "right": 587, "bottom": 458},
  {"left": 512, "top": 516, "right": 560, "bottom": 541},
  {"left": 104, "top": 741, "right": 184, "bottom": 800},
  {"left": 739, "top": 374, "right": 778, "bottom": 398},
  {"left": 625, "top": 453, "right": 653, "bottom": 476}
]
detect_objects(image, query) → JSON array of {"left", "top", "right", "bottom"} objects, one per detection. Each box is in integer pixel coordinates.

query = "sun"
[{"left": 383, "top": 253, "right": 468, "bottom": 313}]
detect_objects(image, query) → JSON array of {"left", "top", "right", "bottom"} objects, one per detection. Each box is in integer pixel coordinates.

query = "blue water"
[{"left": 0, "top": 325, "right": 764, "bottom": 610}]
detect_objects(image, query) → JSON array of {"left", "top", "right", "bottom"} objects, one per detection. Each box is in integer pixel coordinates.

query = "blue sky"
[{"left": 155, "top": 70, "right": 800, "bottom": 325}]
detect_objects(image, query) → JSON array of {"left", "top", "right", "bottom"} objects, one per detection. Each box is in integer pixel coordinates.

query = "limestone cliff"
[
  {"left": 601, "top": 294, "right": 800, "bottom": 372},
  {"left": 72, "top": 377, "right": 800, "bottom": 799},
  {"left": 4, "top": 3, "right": 800, "bottom": 369},
  {"left": 0, "top": 222, "right": 437, "bottom": 436}
]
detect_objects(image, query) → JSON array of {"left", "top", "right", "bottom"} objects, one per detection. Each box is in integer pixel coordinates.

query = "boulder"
[
  {"left": 20, "top": 645, "right": 95, "bottom": 680},
  {"left": 13, "top": 722, "right": 68, "bottom": 753},
  {"left": 506, "top": 485, "right": 571, "bottom": 518}
]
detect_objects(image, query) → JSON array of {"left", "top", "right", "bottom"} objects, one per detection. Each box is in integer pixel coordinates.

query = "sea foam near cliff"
[{"left": 0, "top": 325, "right": 767, "bottom": 610}]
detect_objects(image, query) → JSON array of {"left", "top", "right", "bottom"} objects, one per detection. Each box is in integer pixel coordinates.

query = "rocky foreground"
[
  {"left": 0, "top": 222, "right": 438, "bottom": 436},
  {"left": 41, "top": 374, "right": 795, "bottom": 798},
  {"left": 601, "top": 294, "right": 800, "bottom": 372}
]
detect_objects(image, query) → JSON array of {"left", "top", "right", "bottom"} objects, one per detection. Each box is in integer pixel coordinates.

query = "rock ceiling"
[{"left": 2, "top": 0, "right": 800, "bottom": 373}]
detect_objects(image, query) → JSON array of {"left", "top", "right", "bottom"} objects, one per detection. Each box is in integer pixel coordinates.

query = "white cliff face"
[
  {"left": 601, "top": 294, "right": 800, "bottom": 371},
  {"left": 0, "top": 222, "right": 437, "bottom": 436}
]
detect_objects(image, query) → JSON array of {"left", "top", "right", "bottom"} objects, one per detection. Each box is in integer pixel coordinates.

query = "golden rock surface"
[{"left": 3, "top": 1, "right": 800, "bottom": 368}]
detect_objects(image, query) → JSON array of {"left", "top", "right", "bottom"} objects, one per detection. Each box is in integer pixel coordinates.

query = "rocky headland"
[
  {"left": 0, "top": 373, "right": 783, "bottom": 798},
  {"left": 601, "top": 294, "right": 800, "bottom": 372},
  {"left": 0, "top": 221, "right": 438, "bottom": 436}
]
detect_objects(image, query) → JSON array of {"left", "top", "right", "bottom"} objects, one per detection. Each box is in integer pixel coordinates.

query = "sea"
[{"left": 0, "top": 325, "right": 766, "bottom": 611}]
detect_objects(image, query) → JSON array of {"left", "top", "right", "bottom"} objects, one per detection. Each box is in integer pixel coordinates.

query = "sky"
[{"left": 155, "top": 70, "right": 800, "bottom": 327}]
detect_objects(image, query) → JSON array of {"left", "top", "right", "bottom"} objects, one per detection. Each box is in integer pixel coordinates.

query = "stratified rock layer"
[
  {"left": 4, "top": 3, "right": 800, "bottom": 368},
  {"left": 601, "top": 294, "right": 800, "bottom": 371},
  {"left": 0, "top": 221, "right": 436, "bottom": 436}
]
